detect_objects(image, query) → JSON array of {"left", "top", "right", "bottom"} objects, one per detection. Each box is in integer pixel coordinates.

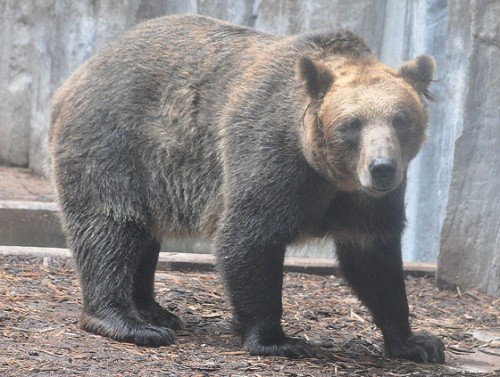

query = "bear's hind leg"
[
  {"left": 72, "top": 217, "right": 177, "bottom": 346},
  {"left": 134, "top": 239, "right": 183, "bottom": 330}
]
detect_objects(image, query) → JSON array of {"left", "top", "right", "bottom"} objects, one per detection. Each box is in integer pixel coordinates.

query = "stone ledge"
[{"left": 0, "top": 200, "right": 65, "bottom": 248}]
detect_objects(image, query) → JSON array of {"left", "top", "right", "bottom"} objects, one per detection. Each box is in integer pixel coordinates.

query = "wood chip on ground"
[{"left": 0, "top": 255, "right": 499, "bottom": 376}]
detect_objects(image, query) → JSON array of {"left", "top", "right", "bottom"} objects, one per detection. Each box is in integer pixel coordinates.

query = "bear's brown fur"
[{"left": 48, "top": 14, "right": 444, "bottom": 362}]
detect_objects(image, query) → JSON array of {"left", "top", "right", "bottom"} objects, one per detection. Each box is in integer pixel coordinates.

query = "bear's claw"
[
  {"left": 138, "top": 301, "right": 183, "bottom": 330},
  {"left": 80, "top": 310, "right": 177, "bottom": 347},
  {"left": 388, "top": 333, "right": 445, "bottom": 364},
  {"left": 244, "top": 335, "right": 316, "bottom": 359}
]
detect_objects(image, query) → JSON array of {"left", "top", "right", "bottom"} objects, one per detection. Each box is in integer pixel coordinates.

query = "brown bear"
[{"left": 48, "top": 14, "right": 444, "bottom": 363}]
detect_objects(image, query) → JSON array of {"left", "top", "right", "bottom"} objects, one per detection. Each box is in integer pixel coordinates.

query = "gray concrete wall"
[{"left": 1, "top": 1, "right": 498, "bottom": 295}]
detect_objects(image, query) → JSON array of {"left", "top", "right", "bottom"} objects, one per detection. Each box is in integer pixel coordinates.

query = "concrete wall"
[{"left": 1, "top": 1, "right": 498, "bottom": 294}]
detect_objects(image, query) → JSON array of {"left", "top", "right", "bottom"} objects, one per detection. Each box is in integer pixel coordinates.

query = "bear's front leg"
[
  {"left": 335, "top": 238, "right": 445, "bottom": 363},
  {"left": 216, "top": 211, "right": 315, "bottom": 359}
]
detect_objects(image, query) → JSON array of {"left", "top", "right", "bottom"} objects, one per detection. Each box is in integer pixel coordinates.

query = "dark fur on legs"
[
  {"left": 134, "top": 239, "right": 183, "bottom": 330},
  {"left": 331, "top": 188, "right": 445, "bottom": 363},
  {"left": 70, "top": 216, "right": 180, "bottom": 346}
]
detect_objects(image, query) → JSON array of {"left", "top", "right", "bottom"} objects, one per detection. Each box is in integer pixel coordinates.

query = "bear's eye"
[
  {"left": 393, "top": 115, "right": 417, "bottom": 142},
  {"left": 393, "top": 115, "right": 407, "bottom": 129},
  {"left": 338, "top": 118, "right": 362, "bottom": 146},
  {"left": 343, "top": 118, "right": 363, "bottom": 132}
]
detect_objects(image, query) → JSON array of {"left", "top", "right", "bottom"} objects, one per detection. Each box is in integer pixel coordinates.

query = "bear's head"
[{"left": 298, "top": 55, "right": 435, "bottom": 196}]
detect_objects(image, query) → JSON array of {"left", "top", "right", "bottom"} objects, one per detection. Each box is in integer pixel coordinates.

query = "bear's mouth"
[
  {"left": 357, "top": 174, "right": 400, "bottom": 196},
  {"left": 363, "top": 184, "right": 398, "bottom": 197}
]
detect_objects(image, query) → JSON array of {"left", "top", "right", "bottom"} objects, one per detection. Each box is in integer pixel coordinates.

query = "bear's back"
[
  {"left": 48, "top": 15, "right": 279, "bottom": 233},
  {"left": 49, "top": 15, "right": 275, "bottom": 140}
]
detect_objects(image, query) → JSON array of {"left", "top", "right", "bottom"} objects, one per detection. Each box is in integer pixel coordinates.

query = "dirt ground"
[
  {"left": 0, "top": 255, "right": 498, "bottom": 377},
  {"left": 0, "top": 166, "right": 54, "bottom": 202}
]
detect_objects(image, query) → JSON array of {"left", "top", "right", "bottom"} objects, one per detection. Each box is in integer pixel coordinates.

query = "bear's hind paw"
[
  {"left": 138, "top": 301, "right": 183, "bottom": 330},
  {"left": 244, "top": 335, "right": 316, "bottom": 359},
  {"left": 80, "top": 310, "right": 177, "bottom": 347}
]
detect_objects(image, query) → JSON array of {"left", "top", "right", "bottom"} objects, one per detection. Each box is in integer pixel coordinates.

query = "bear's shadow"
[{"left": 177, "top": 311, "right": 393, "bottom": 369}]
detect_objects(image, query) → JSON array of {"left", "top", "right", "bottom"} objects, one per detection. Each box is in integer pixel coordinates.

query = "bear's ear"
[
  {"left": 398, "top": 55, "right": 436, "bottom": 100},
  {"left": 298, "top": 57, "right": 334, "bottom": 100}
]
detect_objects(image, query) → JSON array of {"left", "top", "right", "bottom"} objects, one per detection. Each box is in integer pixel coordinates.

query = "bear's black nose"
[{"left": 369, "top": 157, "right": 396, "bottom": 182}]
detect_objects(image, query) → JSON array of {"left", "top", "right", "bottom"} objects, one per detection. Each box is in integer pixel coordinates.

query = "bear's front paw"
[
  {"left": 243, "top": 334, "right": 316, "bottom": 359},
  {"left": 388, "top": 333, "right": 445, "bottom": 364}
]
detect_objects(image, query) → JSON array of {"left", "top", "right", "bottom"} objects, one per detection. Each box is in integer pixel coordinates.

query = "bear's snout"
[
  {"left": 369, "top": 157, "right": 397, "bottom": 191},
  {"left": 355, "top": 123, "right": 403, "bottom": 195}
]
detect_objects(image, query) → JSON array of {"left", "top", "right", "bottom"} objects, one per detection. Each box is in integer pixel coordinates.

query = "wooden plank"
[{"left": 0, "top": 246, "right": 436, "bottom": 277}]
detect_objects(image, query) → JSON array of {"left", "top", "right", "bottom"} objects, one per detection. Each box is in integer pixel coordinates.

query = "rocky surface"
[{"left": 436, "top": 0, "right": 500, "bottom": 297}]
